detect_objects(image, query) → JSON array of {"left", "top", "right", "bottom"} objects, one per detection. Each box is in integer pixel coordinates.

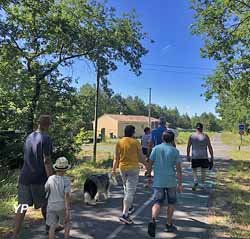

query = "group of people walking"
[
  {"left": 11, "top": 114, "right": 213, "bottom": 239},
  {"left": 112, "top": 116, "right": 214, "bottom": 237}
]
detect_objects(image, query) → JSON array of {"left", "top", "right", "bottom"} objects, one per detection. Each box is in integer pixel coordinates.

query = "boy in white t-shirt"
[{"left": 45, "top": 157, "right": 71, "bottom": 239}]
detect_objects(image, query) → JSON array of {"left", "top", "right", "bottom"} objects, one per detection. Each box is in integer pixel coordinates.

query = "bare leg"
[
  {"left": 48, "top": 225, "right": 56, "bottom": 239},
  {"left": 201, "top": 168, "right": 207, "bottom": 185},
  {"left": 41, "top": 205, "right": 47, "bottom": 220},
  {"left": 122, "top": 199, "right": 130, "bottom": 216},
  {"left": 167, "top": 205, "right": 175, "bottom": 225},
  {"left": 12, "top": 210, "right": 26, "bottom": 239},
  {"left": 192, "top": 167, "right": 198, "bottom": 184},
  {"left": 152, "top": 204, "right": 161, "bottom": 220},
  {"left": 64, "top": 222, "right": 70, "bottom": 239},
  {"left": 122, "top": 178, "right": 129, "bottom": 216}
]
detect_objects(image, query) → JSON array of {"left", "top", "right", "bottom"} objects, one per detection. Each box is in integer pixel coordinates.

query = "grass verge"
[
  {"left": 221, "top": 132, "right": 250, "bottom": 147},
  {"left": 0, "top": 170, "right": 19, "bottom": 237},
  {"left": 176, "top": 131, "right": 215, "bottom": 145},
  {"left": 210, "top": 150, "right": 250, "bottom": 238}
]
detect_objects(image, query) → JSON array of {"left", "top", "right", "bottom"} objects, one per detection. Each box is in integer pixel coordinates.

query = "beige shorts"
[{"left": 46, "top": 209, "right": 65, "bottom": 227}]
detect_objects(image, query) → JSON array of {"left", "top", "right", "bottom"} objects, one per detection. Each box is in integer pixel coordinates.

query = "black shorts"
[{"left": 192, "top": 159, "right": 209, "bottom": 169}]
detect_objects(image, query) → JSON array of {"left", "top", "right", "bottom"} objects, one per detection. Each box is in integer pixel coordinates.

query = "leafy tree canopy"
[
  {"left": 191, "top": 0, "right": 250, "bottom": 129},
  {"left": 0, "top": 0, "right": 149, "bottom": 132}
]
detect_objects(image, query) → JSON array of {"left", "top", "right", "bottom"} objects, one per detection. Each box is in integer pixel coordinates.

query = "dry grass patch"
[{"left": 210, "top": 151, "right": 250, "bottom": 238}]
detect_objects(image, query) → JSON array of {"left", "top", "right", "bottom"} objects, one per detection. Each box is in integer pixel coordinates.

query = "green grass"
[
  {"left": 175, "top": 131, "right": 191, "bottom": 145},
  {"left": 67, "top": 158, "right": 112, "bottom": 190},
  {"left": 211, "top": 150, "right": 250, "bottom": 238},
  {"left": 176, "top": 131, "right": 215, "bottom": 145},
  {"left": 98, "top": 138, "right": 119, "bottom": 145},
  {"left": 221, "top": 131, "right": 250, "bottom": 147},
  {"left": 0, "top": 170, "right": 18, "bottom": 218},
  {"left": 0, "top": 170, "right": 19, "bottom": 236}
]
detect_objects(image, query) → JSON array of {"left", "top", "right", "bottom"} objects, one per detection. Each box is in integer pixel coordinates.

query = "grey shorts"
[
  {"left": 46, "top": 209, "right": 66, "bottom": 227},
  {"left": 18, "top": 183, "right": 46, "bottom": 209},
  {"left": 153, "top": 187, "right": 177, "bottom": 205}
]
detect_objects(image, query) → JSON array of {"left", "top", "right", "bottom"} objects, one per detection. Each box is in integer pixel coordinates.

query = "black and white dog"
[{"left": 83, "top": 173, "right": 118, "bottom": 205}]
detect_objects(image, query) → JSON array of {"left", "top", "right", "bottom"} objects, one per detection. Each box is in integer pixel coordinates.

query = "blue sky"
[{"left": 67, "top": 0, "right": 217, "bottom": 116}]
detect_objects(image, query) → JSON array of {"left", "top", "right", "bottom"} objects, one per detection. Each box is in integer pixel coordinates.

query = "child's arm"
[
  {"left": 65, "top": 192, "right": 70, "bottom": 210},
  {"left": 64, "top": 178, "right": 71, "bottom": 209},
  {"left": 64, "top": 178, "right": 71, "bottom": 224}
]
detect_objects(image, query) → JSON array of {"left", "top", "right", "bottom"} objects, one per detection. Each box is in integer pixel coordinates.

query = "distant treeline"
[
  {"left": 0, "top": 82, "right": 222, "bottom": 170},
  {"left": 78, "top": 83, "right": 223, "bottom": 132}
]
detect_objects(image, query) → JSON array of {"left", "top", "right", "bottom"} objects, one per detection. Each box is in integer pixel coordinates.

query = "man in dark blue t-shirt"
[
  {"left": 12, "top": 115, "right": 53, "bottom": 239},
  {"left": 149, "top": 117, "right": 177, "bottom": 149},
  {"left": 149, "top": 117, "right": 167, "bottom": 147}
]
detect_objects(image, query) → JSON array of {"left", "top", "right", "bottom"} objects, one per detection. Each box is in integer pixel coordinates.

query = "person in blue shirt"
[
  {"left": 147, "top": 130, "right": 182, "bottom": 237},
  {"left": 148, "top": 117, "right": 177, "bottom": 152},
  {"left": 149, "top": 117, "right": 168, "bottom": 147}
]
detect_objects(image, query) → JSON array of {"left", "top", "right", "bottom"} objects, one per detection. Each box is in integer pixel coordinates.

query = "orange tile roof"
[{"left": 104, "top": 114, "right": 159, "bottom": 122}]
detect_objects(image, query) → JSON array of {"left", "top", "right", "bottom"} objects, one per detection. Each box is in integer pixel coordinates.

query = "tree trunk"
[
  {"left": 27, "top": 77, "right": 41, "bottom": 133},
  {"left": 93, "top": 68, "right": 100, "bottom": 164}
]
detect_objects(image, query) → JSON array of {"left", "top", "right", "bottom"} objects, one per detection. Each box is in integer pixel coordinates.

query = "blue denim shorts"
[{"left": 153, "top": 187, "right": 177, "bottom": 205}]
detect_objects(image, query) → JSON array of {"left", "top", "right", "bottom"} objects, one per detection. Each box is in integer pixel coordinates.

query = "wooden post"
[
  {"left": 148, "top": 87, "right": 151, "bottom": 128},
  {"left": 93, "top": 67, "right": 100, "bottom": 164}
]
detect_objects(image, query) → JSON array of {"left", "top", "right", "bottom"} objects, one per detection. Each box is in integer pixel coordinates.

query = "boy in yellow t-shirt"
[{"left": 112, "top": 125, "right": 148, "bottom": 225}]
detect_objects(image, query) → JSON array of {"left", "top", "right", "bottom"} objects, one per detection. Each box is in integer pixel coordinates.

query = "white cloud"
[
  {"left": 161, "top": 44, "right": 172, "bottom": 54},
  {"left": 162, "top": 44, "right": 171, "bottom": 51}
]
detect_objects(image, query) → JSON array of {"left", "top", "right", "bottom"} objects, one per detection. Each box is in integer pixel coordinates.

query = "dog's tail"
[{"left": 84, "top": 192, "right": 92, "bottom": 204}]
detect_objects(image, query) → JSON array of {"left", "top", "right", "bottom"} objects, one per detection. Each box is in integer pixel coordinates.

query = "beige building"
[{"left": 94, "top": 114, "right": 159, "bottom": 138}]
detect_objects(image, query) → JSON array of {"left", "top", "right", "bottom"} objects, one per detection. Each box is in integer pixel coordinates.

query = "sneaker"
[
  {"left": 119, "top": 214, "right": 134, "bottom": 225},
  {"left": 165, "top": 224, "right": 177, "bottom": 232},
  {"left": 147, "top": 220, "right": 156, "bottom": 237},
  {"left": 192, "top": 182, "right": 198, "bottom": 191},
  {"left": 128, "top": 206, "right": 135, "bottom": 215}
]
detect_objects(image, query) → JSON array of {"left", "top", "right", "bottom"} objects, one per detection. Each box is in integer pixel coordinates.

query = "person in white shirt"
[{"left": 45, "top": 157, "right": 71, "bottom": 239}]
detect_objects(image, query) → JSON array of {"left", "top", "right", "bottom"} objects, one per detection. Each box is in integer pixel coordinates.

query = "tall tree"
[
  {"left": 0, "top": 0, "right": 149, "bottom": 132},
  {"left": 191, "top": 0, "right": 250, "bottom": 129}
]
